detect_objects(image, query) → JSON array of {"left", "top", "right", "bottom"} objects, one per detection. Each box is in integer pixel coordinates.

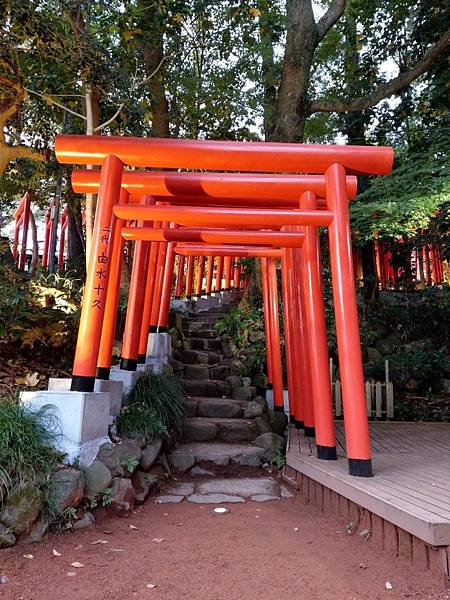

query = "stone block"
[
  {"left": 21, "top": 390, "right": 110, "bottom": 465},
  {"left": 109, "top": 367, "right": 144, "bottom": 396},
  {"left": 48, "top": 377, "right": 123, "bottom": 420}
]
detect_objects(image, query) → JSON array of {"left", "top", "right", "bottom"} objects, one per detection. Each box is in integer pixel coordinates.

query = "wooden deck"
[{"left": 286, "top": 422, "right": 450, "bottom": 547}]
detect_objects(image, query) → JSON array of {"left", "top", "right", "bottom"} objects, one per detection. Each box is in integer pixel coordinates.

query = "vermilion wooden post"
[
  {"left": 261, "top": 258, "right": 273, "bottom": 390},
  {"left": 42, "top": 204, "right": 52, "bottom": 268},
  {"left": 214, "top": 256, "right": 224, "bottom": 292},
  {"left": 137, "top": 231, "right": 161, "bottom": 362},
  {"left": 157, "top": 223, "right": 176, "bottom": 331},
  {"left": 224, "top": 256, "right": 232, "bottom": 290},
  {"left": 185, "top": 255, "right": 195, "bottom": 299},
  {"left": 97, "top": 189, "right": 129, "bottom": 379},
  {"left": 174, "top": 255, "right": 185, "bottom": 299},
  {"left": 281, "top": 246, "right": 298, "bottom": 421},
  {"left": 267, "top": 256, "right": 285, "bottom": 411},
  {"left": 19, "top": 193, "right": 31, "bottom": 271},
  {"left": 120, "top": 196, "right": 151, "bottom": 370},
  {"left": 292, "top": 242, "right": 314, "bottom": 432},
  {"left": 299, "top": 192, "right": 336, "bottom": 459},
  {"left": 150, "top": 233, "right": 168, "bottom": 330},
  {"left": 233, "top": 259, "right": 241, "bottom": 289},
  {"left": 195, "top": 256, "right": 206, "bottom": 296},
  {"left": 71, "top": 154, "right": 123, "bottom": 392},
  {"left": 205, "top": 256, "right": 214, "bottom": 294},
  {"left": 326, "top": 163, "right": 372, "bottom": 477},
  {"left": 58, "top": 206, "right": 68, "bottom": 273}
]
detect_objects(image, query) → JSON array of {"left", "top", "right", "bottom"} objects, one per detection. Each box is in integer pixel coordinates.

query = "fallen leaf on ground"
[
  {"left": 70, "top": 562, "right": 84, "bottom": 568},
  {"left": 52, "top": 549, "right": 61, "bottom": 557},
  {"left": 176, "top": 523, "right": 184, "bottom": 526},
  {"left": 66, "top": 572, "right": 76, "bottom": 577},
  {"left": 359, "top": 563, "right": 367, "bottom": 569},
  {"left": 23, "top": 554, "right": 34, "bottom": 559},
  {"left": 129, "top": 524, "right": 138, "bottom": 530},
  {"left": 103, "top": 530, "right": 113, "bottom": 535},
  {"left": 111, "top": 548, "right": 124, "bottom": 552},
  {"left": 147, "top": 584, "right": 157, "bottom": 589},
  {"left": 152, "top": 538, "right": 166, "bottom": 543},
  {"left": 385, "top": 581, "right": 393, "bottom": 590},
  {"left": 0, "top": 575, "right": 10, "bottom": 584}
]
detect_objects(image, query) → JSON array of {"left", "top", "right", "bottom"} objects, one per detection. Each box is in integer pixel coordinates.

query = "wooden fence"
[{"left": 330, "top": 358, "right": 394, "bottom": 419}]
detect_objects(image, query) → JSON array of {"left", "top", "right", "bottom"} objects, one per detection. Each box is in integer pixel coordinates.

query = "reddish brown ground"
[{"left": 1, "top": 494, "right": 448, "bottom": 600}]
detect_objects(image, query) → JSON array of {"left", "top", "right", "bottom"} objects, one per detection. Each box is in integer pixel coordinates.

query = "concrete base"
[
  {"left": 109, "top": 366, "right": 144, "bottom": 396},
  {"left": 146, "top": 332, "right": 171, "bottom": 362},
  {"left": 20, "top": 390, "right": 110, "bottom": 466},
  {"left": 283, "top": 389, "right": 290, "bottom": 416},
  {"left": 266, "top": 389, "right": 274, "bottom": 410},
  {"left": 137, "top": 363, "right": 155, "bottom": 374},
  {"left": 48, "top": 377, "right": 124, "bottom": 420}
]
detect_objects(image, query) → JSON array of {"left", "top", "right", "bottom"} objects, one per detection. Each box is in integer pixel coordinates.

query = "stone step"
[
  {"left": 183, "top": 364, "right": 211, "bottom": 380},
  {"left": 190, "top": 398, "right": 245, "bottom": 419},
  {"left": 183, "top": 417, "right": 258, "bottom": 443},
  {"left": 182, "top": 328, "right": 218, "bottom": 339},
  {"left": 182, "top": 379, "right": 232, "bottom": 398},
  {"left": 179, "top": 349, "right": 224, "bottom": 366},
  {"left": 183, "top": 337, "right": 223, "bottom": 352},
  {"left": 169, "top": 441, "right": 265, "bottom": 469}
]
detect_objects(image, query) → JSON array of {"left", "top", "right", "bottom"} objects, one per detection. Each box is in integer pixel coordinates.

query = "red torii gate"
[{"left": 56, "top": 134, "right": 394, "bottom": 477}]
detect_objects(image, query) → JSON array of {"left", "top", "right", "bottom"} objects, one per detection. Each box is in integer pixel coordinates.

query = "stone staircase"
[{"left": 163, "top": 296, "right": 290, "bottom": 504}]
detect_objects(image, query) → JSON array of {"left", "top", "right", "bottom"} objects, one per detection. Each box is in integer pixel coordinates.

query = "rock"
[
  {"left": 131, "top": 470, "right": 150, "bottom": 504},
  {"left": 183, "top": 418, "right": 218, "bottom": 442},
  {"left": 24, "top": 517, "right": 49, "bottom": 544},
  {"left": 197, "top": 399, "right": 243, "bottom": 419},
  {"left": 96, "top": 443, "right": 125, "bottom": 477},
  {"left": 254, "top": 432, "right": 285, "bottom": 452},
  {"left": 250, "top": 495, "right": 280, "bottom": 502},
  {"left": 164, "top": 482, "right": 195, "bottom": 497},
  {"left": 267, "top": 410, "right": 288, "bottom": 435},
  {"left": 243, "top": 401, "right": 263, "bottom": 419},
  {"left": 115, "top": 439, "right": 142, "bottom": 474},
  {"left": 439, "top": 378, "right": 450, "bottom": 393},
  {"left": 139, "top": 439, "right": 163, "bottom": 471},
  {"left": 254, "top": 416, "right": 272, "bottom": 435},
  {"left": 225, "top": 375, "right": 242, "bottom": 389},
  {"left": 232, "top": 386, "right": 253, "bottom": 401},
  {"left": 196, "top": 478, "right": 279, "bottom": 499},
  {"left": 187, "top": 493, "right": 245, "bottom": 504},
  {"left": 209, "top": 365, "right": 230, "bottom": 380},
  {"left": 232, "top": 448, "right": 265, "bottom": 467},
  {"left": 146, "top": 464, "right": 166, "bottom": 485},
  {"left": 253, "top": 395, "right": 268, "bottom": 412},
  {"left": 190, "top": 466, "right": 215, "bottom": 477},
  {"left": 0, "top": 523, "right": 15, "bottom": 548},
  {"left": 375, "top": 334, "right": 401, "bottom": 355},
  {"left": 107, "top": 478, "right": 135, "bottom": 517},
  {"left": 72, "top": 511, "right": 94, "bottom": 530},
  {"left": 84, "top": 460, "right": 113, "bottom": 498},
  {"left": 184, "top": 364, "right": 210, "bottom": 380},
  {"left": 185, "top": 442, "right": 264, "bottom": 467},
  {"left": 0, "top": 484, "right": 43, "bottom": 536},
  {"left": 241, "top": 377, "right": 252, "bottom": 387},
  {"left": 215, "top": 380, "right": 233, "bottom": 397},
  {"left": 366, "top": 347, "right": 382, "bottom": 362},
  {"left": 281, "top": 486, "right": 294, "bottom": 499},
  {"left": 0, "top": 575, "right": 10, "bottom": 584},
  {"left": 51, "top": 468, "right": 85, "bottom": 512},
  {"left": 216, "top": 419, "right": 257, "bottom": 443},
  {"left": 168, "top": 450, "right": 196, "bottom": 473},
  {"left": 156, "top": 495, "right": 184, "bottom": 504}
]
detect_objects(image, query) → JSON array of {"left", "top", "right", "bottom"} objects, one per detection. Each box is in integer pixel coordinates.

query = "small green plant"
[
  {"left": 0, "top": 398, "right": 62, "bottom": 496},
  {"left": 143, "top": 473, "right": 159, "bottom": 487},
  {"left": 121, "top": 457, "right": 139, "bottom": 474},
  {"left": 63, "top": 506, "right": 77, "bottom": 522},
  {"left": 116, "top": 404, "right": 167, "bottom": 440},
  {"left": 268, "top": 448, "right": 286, "bottom": 468},
  {"left": 100, "top": 487, "right": 113, "bottom": 507}
]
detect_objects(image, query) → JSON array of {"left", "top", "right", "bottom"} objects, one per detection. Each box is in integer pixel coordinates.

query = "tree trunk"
[
  {"left": 271, "top": 0, "right": 318, "bottom": 142},
  {"left": 67, "top": 194, "right": 85, "bottom": 270},
  {"left": 138, "top": 0, "right": 170, "bottom": 137},
  {"left": 257, "top": 0, "right": 278, "bottom": 139},
  {"left": 28, "top": 208, "right": 39, "bottom": 276}
]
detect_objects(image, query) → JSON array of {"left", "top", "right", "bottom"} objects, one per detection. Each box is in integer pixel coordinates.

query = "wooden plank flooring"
[{"left": 286, "top": 422, "right": 450, "bottom": 546}]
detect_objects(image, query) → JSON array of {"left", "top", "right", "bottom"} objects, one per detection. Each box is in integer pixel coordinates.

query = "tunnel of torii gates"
[{"left": 55, "top": 134, "right": 394, "bottom": 478}]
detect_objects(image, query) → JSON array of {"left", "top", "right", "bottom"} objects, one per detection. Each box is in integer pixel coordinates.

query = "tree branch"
[
  {"left": 23, "top": 87, "right": 87, "bottom": 120},
  {"left": 309, "top": 29, "right": 450, "bottom": 114},
  {"left": 316, "top": 0, "right": 347, "bottom": 40}
]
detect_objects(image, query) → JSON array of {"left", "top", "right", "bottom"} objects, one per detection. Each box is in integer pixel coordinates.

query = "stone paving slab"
[
  {"left": 187, "top": 493, "right": 245, "bottom": 504},
  {"left": 156, "top": 495, "right": 185, "bottom": 504},
  {"left": 196, "top": 478, "right": 280, "bottom": 499},
  {"left": 183, "top": 442, "right": 265, "bottom": 466}
]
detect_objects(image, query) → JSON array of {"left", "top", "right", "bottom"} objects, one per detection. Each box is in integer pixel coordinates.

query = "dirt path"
[{"left": 1, "top": 494, "right": 447, "bottom": 600}]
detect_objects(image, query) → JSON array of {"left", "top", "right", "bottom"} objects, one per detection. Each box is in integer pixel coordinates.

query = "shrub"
[
  {"left": 116, "top": 373, "right": 185, "bottom": 440},
  {"left": 0, "top": 398, "right": 62, "bottom": 501}
]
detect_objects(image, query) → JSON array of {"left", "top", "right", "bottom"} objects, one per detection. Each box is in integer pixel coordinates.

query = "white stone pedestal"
[
  {"left": 20, "top": 390, "right": 110, "bottom": 466},
  {"left": 48, "top": 378, "right": 124, "bottom": 420},
  {"left": 266, "top": 388, "right": 274, "bottom": 410},
  {"left": 109, "top": 366, "right": 144, "bottom": 396},
  {"left": 145, "top": 332, "right": 172, "bottom": 372}
]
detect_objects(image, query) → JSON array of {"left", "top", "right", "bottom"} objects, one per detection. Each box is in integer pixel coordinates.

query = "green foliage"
[
  {"left": 117, "top": 372, "right": 185, "bottom": 440},
  {"left": 0, "top": 398, "right": 62, "bottom": 498},
  {"left": 121, "top": 456, "right": 139, "bottom": 474}
]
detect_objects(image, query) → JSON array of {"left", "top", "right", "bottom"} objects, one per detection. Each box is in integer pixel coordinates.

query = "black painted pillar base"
[
  {"left": 294, "top": 419, "right": 304, "bottom": 430},
  {"left": 316, "top": 445, "right": 337, "bottom": 460},
  {"left": 119, "top": 357, "right": 137, "bottom": 371},
  {"left": 348, "top": 458, "right": 373, "bottom": 477},
  {"left": 304, "top": 426, "right": 316, "bottom": 438},
  {"left": 96, "top": 367, "right": 110, "bottom": 381},
  {"left": 137, "top": 354, "right": 146, "bottom": 364},
  {"left": 71, "top": 375, "right": 95, "bottom": 392},
  {"left": 274, "top": 405, "right": 284, "bottom": 413}
]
